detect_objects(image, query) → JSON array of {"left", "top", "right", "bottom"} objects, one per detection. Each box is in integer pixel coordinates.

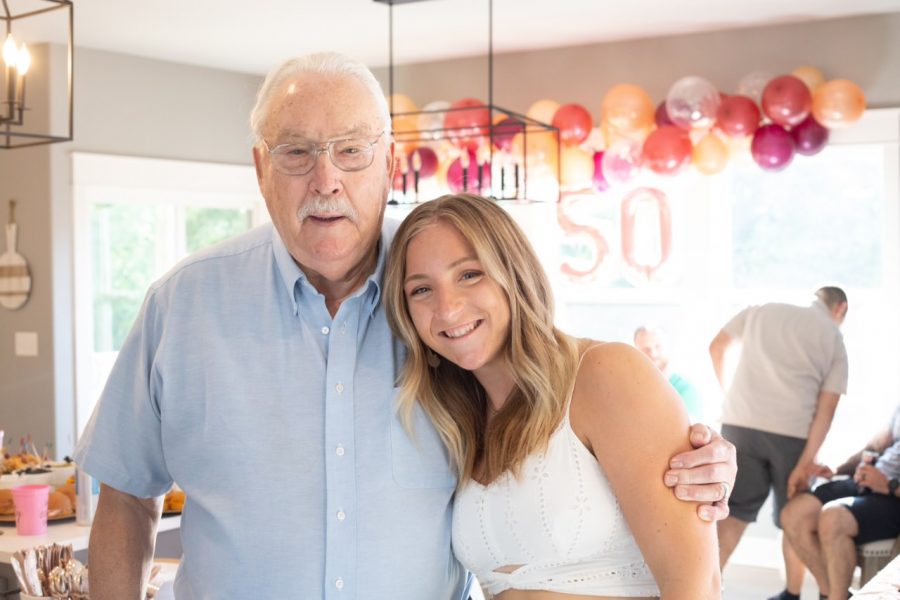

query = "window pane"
[
  {"left": 730, "top": 145, "right": 883, "bottom": 288},
  {"left": 185, "top": 207, "right": 252, "bottom": 253},
  {"left": 91, "top": 203, "right": 162, "bottom": 352}
]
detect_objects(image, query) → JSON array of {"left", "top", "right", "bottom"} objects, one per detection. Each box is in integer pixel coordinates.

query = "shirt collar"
[{"left": 270, "top": 221, "right": 390, "bottom": 317}]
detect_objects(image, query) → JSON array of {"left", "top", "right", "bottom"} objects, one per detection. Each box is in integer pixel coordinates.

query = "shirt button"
[
  {"left": 335, "top": 578, "right": 344, "bottom": 590},
  {"left": 335, "top": 445, "right": 345, "bottom": 457},
  {"left": 336, "top": 383, "right": 344, "bottom": 394},
  {"left": 337, "top": 510, "right": 346, "bottom": 521},
  {"left": 321, "top": 326, "right": 330, "bottom": 335}
]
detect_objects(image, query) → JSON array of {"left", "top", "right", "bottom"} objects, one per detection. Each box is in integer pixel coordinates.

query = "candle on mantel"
[
  {"left": 411, "top": 150, "right": 422, "bottom": 202},
  {"left": 400, "top": 153, "right": 409, "bottom": 201},
  {"left": 3, "top": 35, "right": 18, "bottom": 115},
  {"left": 460, "top": 151, "right": 469, "bottom": 192}
]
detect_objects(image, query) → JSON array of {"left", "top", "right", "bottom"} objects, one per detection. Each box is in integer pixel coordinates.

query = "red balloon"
[
  {"left": 751, "top": 124, "right": 795, "bottom": 171},
  {"left": 642, "top": 126, "right": 692, "bottom": 175},
  {"left": 761, "top": 75, "right": 812, "bottom": 127},
  {"left": 407, "top": 146, "right": 438, "bottom": 178},
  {"left": 444, "top": 98, "right": 490, "bottom": 152},
  {"left": 592, "top": 151, "right": 609, "bottom": 192},
  {"left": 790, "top": 116, "right": 829, "bottom": 156},
  {"left": 716, "top": 95, "right": 760, "bottom": 137},
  {"left": 492, "top": 117, "right": 524, "bottom": 151},
  {"left": 654, "top": 101, "right": 673, "bottom": 127},
  {"left": 552, "top": 103, "right": 593, "bottom": 146},
  {"left": 447, "top": 150, "right": 491, "bottom": 194}
]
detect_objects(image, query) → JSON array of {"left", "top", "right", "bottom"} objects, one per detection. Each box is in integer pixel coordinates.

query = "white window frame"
[{"left": 72, "top": 152, "right": 267, "bottom": 435}]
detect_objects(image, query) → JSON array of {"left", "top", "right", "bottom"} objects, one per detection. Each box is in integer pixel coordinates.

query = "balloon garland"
[{"left": 387, "top": 66, "right": 867, "bottom": 202}]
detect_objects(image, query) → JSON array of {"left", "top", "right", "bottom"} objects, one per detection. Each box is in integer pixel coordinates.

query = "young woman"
[{"left": 384, "top": 193, "right": 721, "bottom": 600}]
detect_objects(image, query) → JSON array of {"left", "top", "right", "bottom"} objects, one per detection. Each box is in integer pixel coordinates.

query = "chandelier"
[
  {"left": 373, "top": 0, "right": 560, "bottom": 203},
  {"left": 1, "top": 0, "right": 73, "bottom": 149}
]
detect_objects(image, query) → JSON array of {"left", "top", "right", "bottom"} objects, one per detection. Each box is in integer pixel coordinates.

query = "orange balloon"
[
  {"left": 387, "top": 93, "right": 419, "bottom": 134},
  {"left": 511, "top": 131, "right": 559, "bottom": 168},
  {"left": 792, "top": 66, "right": 825, "bottom": 92},
  {"left": 601, "top": 84, "right": 655, "bottom": 135},
  {"left": 812, "top": 80, "right": 866, "bottom": 129},
  {"left": 527, "top": 99, "right": 560, "bottom": 125},
  {"left": 560, "top": 146, "right": 594, "bottom": 189},
  {"left": 692, "top": 133, "right": 729, "bottom": 175}
]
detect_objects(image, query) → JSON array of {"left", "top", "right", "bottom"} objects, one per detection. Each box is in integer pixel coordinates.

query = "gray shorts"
[{"left": 721, "top": 424, "right": 807, "bottom": 528}]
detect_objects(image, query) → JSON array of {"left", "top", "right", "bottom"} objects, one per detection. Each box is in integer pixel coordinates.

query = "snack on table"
[
  {"left": 48, "top": 490, "right": 74, "bottom": 518},
  {"left": 56, "top": 481, "right": 76, "bottom": 507},
  {"left": 0, "top": 489, "right": 13, "bottom": 515},
  {"left": 164, "top": 489, "right": 186, "bottom": 513}
]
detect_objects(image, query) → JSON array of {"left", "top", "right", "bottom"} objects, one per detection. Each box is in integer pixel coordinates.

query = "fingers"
[
  {"left": 670, "top": 481, "right": 730, "bottom": 503},
  {"left": 698, "top": 499, "right": 730, "bottom": 522},
  {"left": 665, "top": 462, "right": 732, "bottom": 487},
  {"left": 670, "top": 434, "right": 734, "bottom": 470},
  {"left": 688, "top": 422, "right": 713, "bottom": 448}
]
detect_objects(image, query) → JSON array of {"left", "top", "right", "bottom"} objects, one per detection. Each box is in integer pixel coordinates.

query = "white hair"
[{"left": 249, "top": 52, "right": 391, "bottom": 142}]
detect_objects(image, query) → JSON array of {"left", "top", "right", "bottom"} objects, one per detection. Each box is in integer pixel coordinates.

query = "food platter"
[{"left": 0, "top": 511, "right": 76, "bottom": 524}]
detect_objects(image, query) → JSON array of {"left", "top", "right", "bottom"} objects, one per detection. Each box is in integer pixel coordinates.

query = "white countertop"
[{"left": 0, "top": 514, "right": 181, "bottom": 562}]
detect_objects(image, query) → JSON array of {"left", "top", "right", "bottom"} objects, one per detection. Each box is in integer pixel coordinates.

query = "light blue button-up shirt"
[{"left": 75, "top": 221, "right": 469, "bottom": 599}]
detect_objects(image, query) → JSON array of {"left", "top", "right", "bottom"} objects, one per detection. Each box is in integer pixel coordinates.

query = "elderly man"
[
  {"left": 779, "top": 405, "right": 900, "bottom": 600},
  {"left": 76, "top": 52, "right": 737, "bottom": 600}
]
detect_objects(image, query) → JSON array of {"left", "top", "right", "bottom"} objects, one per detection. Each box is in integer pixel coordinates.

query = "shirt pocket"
[{"left": 390, "top": 400, "right": 457, "bottom": 489}]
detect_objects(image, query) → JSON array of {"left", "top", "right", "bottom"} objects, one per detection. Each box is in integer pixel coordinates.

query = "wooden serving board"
[{"left": 0, "top": 201, "right": 31, "bottom": 310}]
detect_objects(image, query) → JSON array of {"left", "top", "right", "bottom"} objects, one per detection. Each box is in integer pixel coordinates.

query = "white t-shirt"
[{"left": 722, "top": 299, "right": 848, "bottom": 439}]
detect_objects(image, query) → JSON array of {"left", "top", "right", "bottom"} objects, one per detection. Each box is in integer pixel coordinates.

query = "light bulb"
[
  {"left": 17, "top": 44, "right": 30, "bottom": 75},
  {"left": 3, "top": 34, "right": 18, "bottom": 66}
]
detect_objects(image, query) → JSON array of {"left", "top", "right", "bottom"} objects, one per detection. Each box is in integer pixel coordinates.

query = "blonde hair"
[{"left": 384, "top": 193, "right": 580, "bottom": 486}]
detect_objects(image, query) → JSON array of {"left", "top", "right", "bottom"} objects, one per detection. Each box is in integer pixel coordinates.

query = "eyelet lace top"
[{"left": 451, "top": 349, "right": 660, "bottom": 598}]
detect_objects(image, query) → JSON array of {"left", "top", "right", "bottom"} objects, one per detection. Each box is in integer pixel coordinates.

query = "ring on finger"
[{"left": 720, "top": 482, "right": 730, "bottom": 502}]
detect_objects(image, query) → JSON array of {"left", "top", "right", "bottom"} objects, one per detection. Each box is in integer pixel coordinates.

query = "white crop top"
[{"left": 451, "top": 350, "right": 660, "bottom": 598}]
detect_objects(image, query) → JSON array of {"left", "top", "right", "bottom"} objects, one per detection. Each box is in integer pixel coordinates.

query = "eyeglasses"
[{"left": 264, "top": 131, "right": 386, "bottom": 176}]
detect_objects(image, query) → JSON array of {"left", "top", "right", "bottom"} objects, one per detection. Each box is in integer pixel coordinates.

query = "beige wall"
[
  {"left": 1, "top": 12, "right": 898, "bottom": 458},
  {"left": 378, "top": 13, "right": 900, "bottom": 113}
]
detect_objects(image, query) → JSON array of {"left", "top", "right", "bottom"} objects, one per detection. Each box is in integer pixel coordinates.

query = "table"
[
  {"left": 0, "top": 514, "right": 181, "bottom": 598},
  {"left": 856, "top": 552, "right": 900, "bottom": 598}
]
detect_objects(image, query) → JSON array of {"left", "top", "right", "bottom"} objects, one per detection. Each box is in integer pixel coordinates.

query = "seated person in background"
[
  {"left": 634, "top": 325, "right": 704, "bottom": 422},
  {"left": 385, "top": 193, "right": 723, "bottom": 600},
  {"left": 779, "top": 403, "right": 900, "bottom": 600}
]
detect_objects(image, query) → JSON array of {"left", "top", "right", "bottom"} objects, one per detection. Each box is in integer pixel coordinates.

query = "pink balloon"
[
  {"left": 642, "top": 126, "right": 692, "bottom": 175},
  {"left": 407, "top": 146, "right": 438, "bottom": 178},
  {"left": 790, "top": 116, "right": 829, "bottom": 156},
  {"left": 751, "top": 124, "right": 795, "bottom": 171},
  {"left": 592, "top": 151, "right": 610, "bottom": 192},
  {"left": 447, "top": 151, "right": 492, "bottom": 194},
  {"left": 552, "top": 103, "right": 593, "bottom": 146},
  {"left": 492, "top": 117, "right": 525, "bottom": 151},
  {"left": 761, "top": 75, "right": 812, "bottom": 127},
  {"left": 654, "top": 101, "right": 673, "bottom": 127},
  {"left": 716, "top": 95, "right": 761, "bottom": 137},
  {"left": 445, "top": 98, "right": 490, "bottom": 152},
  {"left": 601, "top": 139, "right": 642, "bottom": 185}
]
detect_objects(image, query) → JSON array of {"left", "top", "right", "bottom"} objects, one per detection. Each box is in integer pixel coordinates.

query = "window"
[
  {"left": 73, "top": 153, "right": 267, "bottom": 434},
  {"left": 552, "top": 108, "right": 900, "bottom": 465}
]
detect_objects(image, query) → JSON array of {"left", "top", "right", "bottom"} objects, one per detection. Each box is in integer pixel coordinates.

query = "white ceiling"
[{"left": 67, "top": 0, "right": 900, "bottom": 75}]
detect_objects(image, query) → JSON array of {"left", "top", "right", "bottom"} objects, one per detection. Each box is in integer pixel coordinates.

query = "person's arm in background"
[
  {"left": 708, "top": 329, "right": 734, "bottom": 390},
  {"left": 833, "top": 425, "right": 894, "bottom": 476},
  {"left": 88, "top": 485, "right": 163, "bottom": 600},
  {"left": 786, "top": 391, "right": 841, "bottom": 498}
]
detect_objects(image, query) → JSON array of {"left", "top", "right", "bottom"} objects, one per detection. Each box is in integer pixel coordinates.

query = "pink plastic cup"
[{"left": 11, "top": 484, "right": 50, "bottom": 536}]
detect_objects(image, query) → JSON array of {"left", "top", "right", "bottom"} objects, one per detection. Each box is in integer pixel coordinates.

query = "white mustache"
[{"left": 297, "top": 197, "right": 358, "bottom": 223}]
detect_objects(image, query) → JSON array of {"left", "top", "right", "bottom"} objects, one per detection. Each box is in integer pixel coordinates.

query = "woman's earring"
[{"left": 426, "top": 349, "right": 441, "bottom": 368}]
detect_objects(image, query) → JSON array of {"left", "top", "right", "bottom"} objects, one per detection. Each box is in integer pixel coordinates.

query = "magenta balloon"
[
  {"left": 492, "top": 117, "right": 525, "bottom": 151},
  {"left": 790, "top": 116, "right": 829, "bottom": 156},
  {"left": 751, "top": 124, "right": 795, "bottom": 171},
  {"left": 654, "top": 101, "right": 673, "bottom": 127},
  {"left": 761, "top": 75, "right": 812, "bottom": 127},
  {"left": 716, "top": 95, "right": 761, "bottom": 137},
  {"left": 447, "top": 151, "right": 492, "bottom": 194},
  {"left": 407, "top": 146, "right": 439, "bottom": 178},
  {"left": 592, "top": 151, "right": 610, "bottom": 192}
]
